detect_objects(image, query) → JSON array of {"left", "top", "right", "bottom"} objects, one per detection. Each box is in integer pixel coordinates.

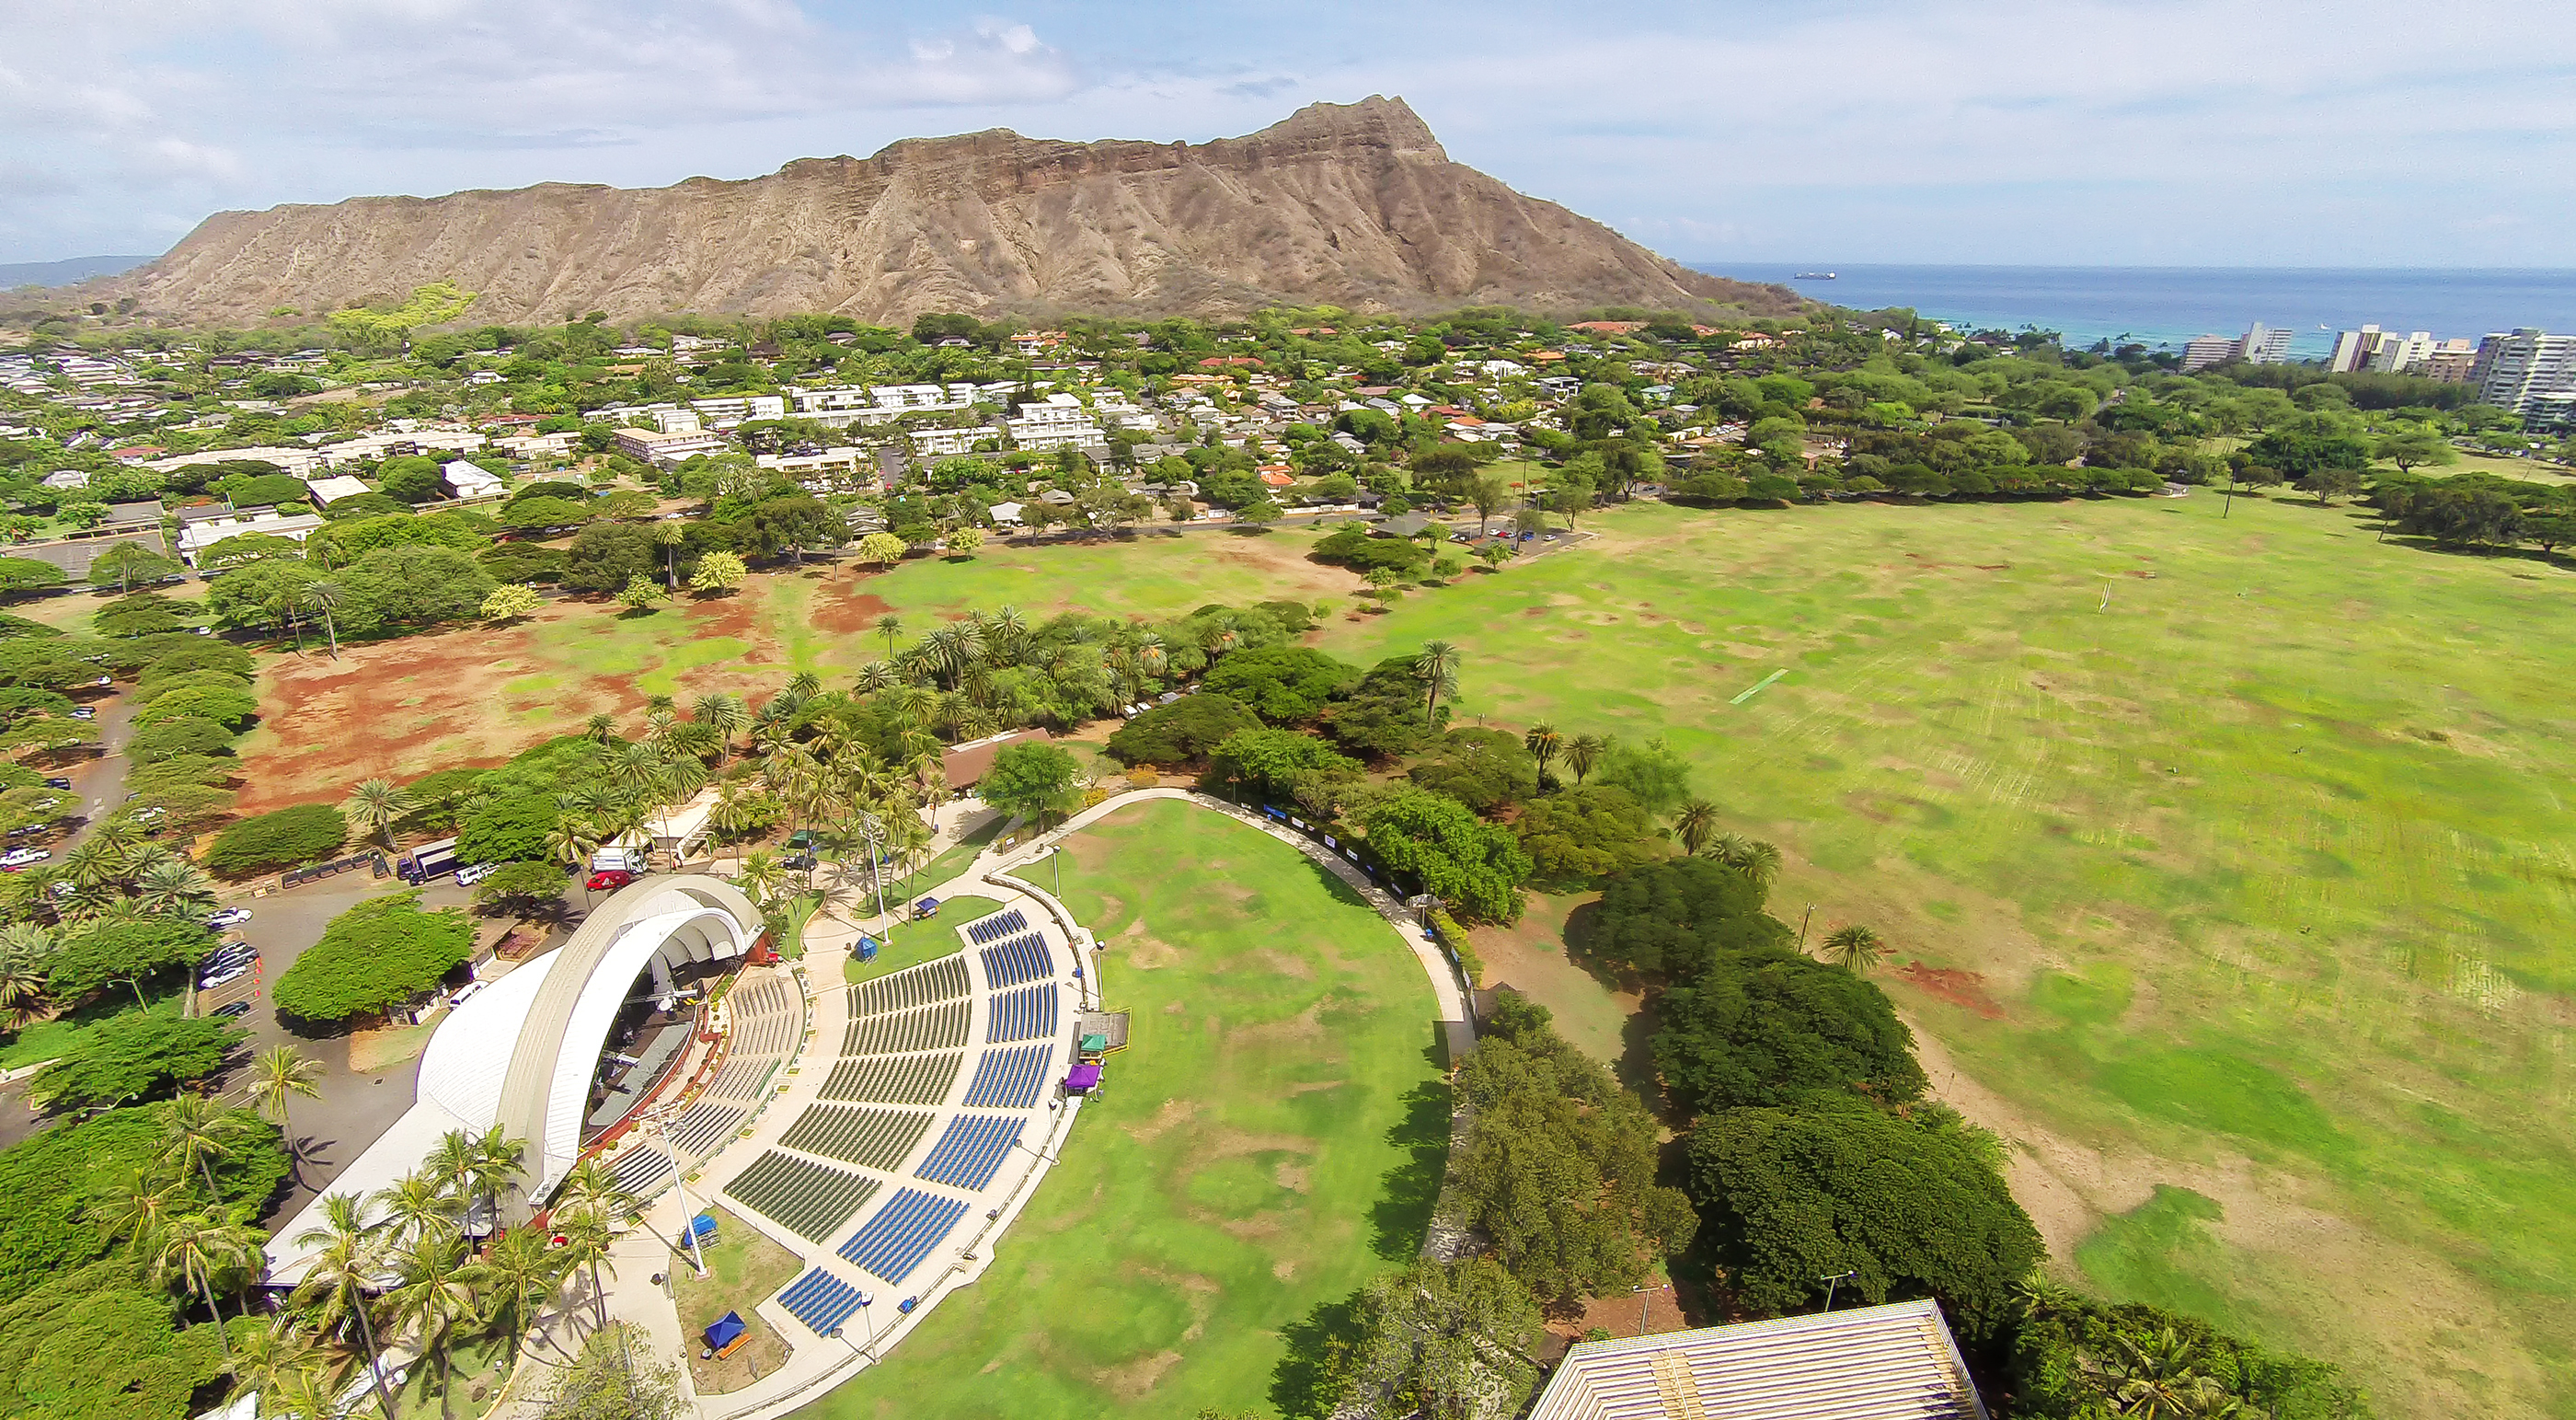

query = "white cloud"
[{"left": 0, "top": 0, "right": 2570, "bottom": 267}]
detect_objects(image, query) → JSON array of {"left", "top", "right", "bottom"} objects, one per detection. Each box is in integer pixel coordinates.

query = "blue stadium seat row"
[
  {"left": 979, "top": 932, "right": 1054, "bottom": 989},
  {"left": 986, "top": 984, "right": 1059, "bottom": 1044},
  {"left": 914, "top": 1113, "right": 1024, "bottom": 1190},
  {"left": 961, "top": 1043, "right": 1052, "bottom": 1109},
  {"left": 777, "top": 1268, "right": 866, "bottom": 1335},
  {"left": 965, "top": 908, "right": 1029, "bottom": 944},
  {"left": 836, "top": 1188, "right": 970, "bottom": 1285}
]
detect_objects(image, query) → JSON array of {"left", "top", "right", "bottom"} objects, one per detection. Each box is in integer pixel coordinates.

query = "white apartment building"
[
  {"left": 2472, "top": 329, "right": 2576, "bottom": 415},
  {"left": 615, "top": 427, "right": 728, "bottom": 466},
  {"left": 148, "top": 444, "right": 323, "bottom": 477},
  {"left": 178, "top": 510, "right": 325, "bottom": 566},
  {"left": 910, "top": 424, "right": 996, "bottom": 457},
  {"left": 686, "top": 393, "right": 786, "bottom": 426},
  {"left": 1005, "top": 393, "right": 1108, "bottom": 454},
  {"left": 309, "top": 428, "right": 489, "bottom": 468},
  {"left": 785, "top": 383, "right": 985, "bottom": 428}
]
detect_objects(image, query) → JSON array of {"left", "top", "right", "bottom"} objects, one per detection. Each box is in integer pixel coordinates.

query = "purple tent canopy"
[{"left": 1064, "top": 1063, "right": 1103, "bottom": 1093}]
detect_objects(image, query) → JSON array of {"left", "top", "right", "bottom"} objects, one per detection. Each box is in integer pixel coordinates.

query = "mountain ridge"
[{"left": 109, "top": 98, "right": 1800, "bottom": 326}]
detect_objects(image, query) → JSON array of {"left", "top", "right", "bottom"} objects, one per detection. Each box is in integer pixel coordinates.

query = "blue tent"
[
  {"left": 914, "top": 896, "right": 941, "bottom": 918},
  {"left": 705, "top": 1310, "right": 746, "bottom": 1351},
  {"left": 857, "top": 935, "right": 881, "bottom": 962},
  {"left": 681, "top": 1212, "right": 718, "bottom": 1246}
]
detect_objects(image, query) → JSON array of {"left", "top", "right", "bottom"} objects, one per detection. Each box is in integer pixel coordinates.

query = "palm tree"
[
  {"left": 132, "top": 858, "right": 218, "bottom": 918},
  {"left": 876, "top": 613, "right": 903, "bottom": 661},
  {"left": 97, "top": 1169, "right": 187, "bottom": 1245},
  {"left": 546, "top": 818, "right": 601, "bottom": 880},
  {"left": 343, "top": 779, "right": 415, "bottom": 854},
  {"left": 462, "top": 1126, "right": 526, "bottom": 1237},
  {"left": 227, "top": 1321, "right": 330, "bottom": 1414},
  {"left": 789, "top": 670, "right": 822, "bottom": 700},
  {"left": 293, "top": 1192, "right": 399, "bottom": 1420},
  {"left": 163, "top": 1094, "right": 244, "bottom": 1204},
  {"left": 692, "top": 692, "right": 749, "bottom": 766},
  {"left": 61, "top": 837, "right": 125, "bottom": 888},
  {"left": 1717, "top": 835, "right": 1784, "bottom": 886},
  {"left": 583, "top": 712, "right": 616, "bottom": 745},
  {"left": 547, "top": 1158, "right": 638, "bottom": 1330},
  {"left": 305, "top": 581, "right": 344, "bottom": 658},
  {"left": 1673, "top": 800, "right": 1722, "bottom": 857},
  {"left": 386, "top": 1229, "right": 477, "bottom": 1417},
  {"left": 1524, "top": 722, "right": 1561, "bottom": 781},
  {"left": 245, "top": 1045, "right": 324, "bottom": 1165},
  {"left": 738, "top": 848, "right": 787, "bottom": 906},
  {"left": 1564, "top": 733, "right": 1606, "bottom": 784},
  {"left": 374, "top": 1169, "right": 459, "bottom": 1246},
  {"left": 1414, "top": 641, "right": 1463, "bottom": 720},
  {"left": 2080, "top": 1327, "right": 2225, "bottom": 1420},
  {"left": 151, "top": 1209, "right": 257, "bottom": 1357},
  {"left": 1822, "top": 924, "right": 1891, "bottom": 973},
  {"left": 0, "top": 922, "right": 53, "bottom": 1030},
  {"left": 475, "top": 1226, "right": 565, "bottom": 1378},
  {"left": 653, "top": 520, "right": 687, "bottom": 590}
]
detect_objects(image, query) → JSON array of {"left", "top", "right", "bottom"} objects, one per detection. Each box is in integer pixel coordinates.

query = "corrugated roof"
[{"left": 1527, "top": 1299, "right": 1986, "bottom": 1420}]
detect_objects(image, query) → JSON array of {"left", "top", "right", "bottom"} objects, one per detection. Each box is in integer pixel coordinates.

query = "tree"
[
  {"left": 1407, "top": 728, "right": 1538, "bottom": 814},
  {"left": 687, "top": 549, "right": 748, "bottom": 595},
  {"left": 1362, "top": 787, "right": 1531, "bottom": 923},
  {"left": 88, "top": 543, "right": 180, "bottom": 595},
  {"left": 1326, "top": 656, "right": 1446, "bottom": 759},
  {"left": 474, "top": 860, "right": 568, "bottom": 916},
  {"left": 651, "top": 519, "right": 687, "bottom": 590},
  {"left": 1456, "top": 1007, "right": 1696, "bottom": 1302},
  {"left": 2375, "top": 430, "right": 2456, "bottom": 475},
  {"left": 1336, "top": 1257, "right": 1545, "bottom": 1420},
  {"left": 853, "top": 532, "right": 910, "bottom": 573},
  {"left": 201, "top": 803, "right": 347, "bottom": 877},
  {"left": 1655, "top": 945, "right": 1925, "bottom": 1114},
  {"left": 1202, "top": 645, "right": 1359, "bottom": 723},
  {"left": 32, "top": 1013, "right": 241, "bottom": 1109},
  {"left": 543, "top": 1322, "right": 684, "bottom": 1420},
  {"left": 1822, "top": 923, "right": 1892, "bottom": 973},
  {"left": 385, "top": 1229, "right": 477, "bottom": 1414},
  {"left": 873, "top": 612, "right": 904, "bottom": 660},
  {"left": 944, "top": 525, "right": 984, "bottom": 558},
  {"left": 1469, "top": 475, "right": 1511, "bottom": 535},
  {"left": 43, "top": 918, "right": 215, "bottom": 1001},
  {"left": 1685, "top": 1103, "right": 2041, "bottom": 1343},
  {"left": 615, "top": 572, "right": 665, "bottom": 612},
  {"left": 148, "top": 1210, "right": 257, "bottom": 1359},
  {"left": 271, "top": 891, "right": 474, "bottom": 1025},
  {"left": 2014, "top": 1289, "right": 2371, "bottom": 1420},
  {"left": 1105, "top": 694, "right": 1261, "bottom": 767},
  {"left": 481, "top": 583, "right": 542, "bottom": 621},
  {"left": 460, "top": 793, "right": 557, "bottom": 864},
  {"left": 1593, "top": 736, "right": 1694, "bottom": 814},
  {"left": 2297, "top": 467, "right": 2362, "bottom": 504},
  {"left": 979, "top": 743, "right": 1082, "bottom": 825},
  {"left": 0, "top": 558, "right": 66, "bottom": 598},
  {"left": 549, "top": 1157, "right": 638, "bottom": 1330},
  {"left": 1585, "top": 856, "right": 1789, "bottom": 980},
  {"left": 1234, "top": 495, "right": 1282, "bottom": 525},
  {"left": 1513, "top": 784, "right": 1660, "bottom": 883},
  {"left": 341, "top": 778, "right": 414, "bottom": 852},
  {"left": 1363, "top": 565, "right": 1401, "bottom": 611}
]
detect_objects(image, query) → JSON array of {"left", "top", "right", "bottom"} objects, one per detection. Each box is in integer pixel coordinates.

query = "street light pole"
[{"left": 1818, "top": 1269, "right": 1857, "bottom": 1312}]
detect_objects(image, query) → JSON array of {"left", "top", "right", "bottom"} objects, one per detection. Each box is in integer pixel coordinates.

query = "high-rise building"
[
  {"left": 2328, "top": 326, "right": 2378, "bottom": 374},
  {"left": 2240, "top": 322, "right": 2293, "bottom": 364},
  {"left": 2181, "top": 334, "right": 2240, "bottom": 372},
  {"left": 2371, "top": 330, "right": 2435, "bottom": 374},
  {"left": 2472, "top": 329, "right": 2576, "bottom": 413}
]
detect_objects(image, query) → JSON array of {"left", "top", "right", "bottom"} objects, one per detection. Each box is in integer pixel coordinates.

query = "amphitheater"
[{"left": 552, "top": 789, "right": 1470, "bottom": 1420}]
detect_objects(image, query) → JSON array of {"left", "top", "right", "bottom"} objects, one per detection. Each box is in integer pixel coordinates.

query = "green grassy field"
[
  {"left": 807, "top": 799, "right": 1444, "bottom": 1420},
  {"left": 842, "top": 895, "right": 1006, "bottom": 983},
  {"left": 1319, "top": 493, "right": 2576, "bottom": 1419}
]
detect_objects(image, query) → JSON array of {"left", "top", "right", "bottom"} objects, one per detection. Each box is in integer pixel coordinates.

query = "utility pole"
[
  {"left": 1818, "top": 1269, "right": 1857, "bottom": 1312},
  {"left": 1797, "top": 905, "right": 1815, "bottom": 951}
]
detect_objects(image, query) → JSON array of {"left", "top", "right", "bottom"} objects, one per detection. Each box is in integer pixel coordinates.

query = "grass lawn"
[
  {"left": 842, "top": 895, "right": 1005, "bottom": 984},
  {"left": 893, "top": 815, "right": 1004, "bottom": 901},
  {"left": 809, "top": 798, "right": 1444, "bottom": 1420},
  {"left": 1320, "top": 493, "right": 2576, "bottom": 1419},
  {"left": 673, "top": 1205, "right": 800, "bottom": 1394}
]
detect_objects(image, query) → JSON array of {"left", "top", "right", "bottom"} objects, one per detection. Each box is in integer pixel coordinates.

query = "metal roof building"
[
  {"left": 1527, "top": 1299, "right": 1986, "bottom": 1420},
  {"left": 262, "top": 875, "right": 759, "bottom": 1283}
]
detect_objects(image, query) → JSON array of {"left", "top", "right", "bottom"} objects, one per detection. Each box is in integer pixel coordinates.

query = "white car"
[
  {"left": 200, "top": 964, "right": 249, "bottom": 989},
  {"left": 0, "top": 848, "right": 49, "bottom": 869},
  {"left": 206, "top": 906, "right": 253, "bottom": 929},
  {"left": 454, "top": 861, "right": 499, "bottom": 887}
]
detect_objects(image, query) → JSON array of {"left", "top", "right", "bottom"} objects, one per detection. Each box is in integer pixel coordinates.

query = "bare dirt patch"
[
  {"left": 1893, "top": 961, "right": 2006, "bottom": 1019},
  {"left": 811, "top": 587, "right": 896, "bottom": 638}
]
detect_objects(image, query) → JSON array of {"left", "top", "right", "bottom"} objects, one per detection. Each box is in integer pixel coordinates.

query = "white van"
[{"left": 454, "top": 861, "right": 500, "bottom": 887}]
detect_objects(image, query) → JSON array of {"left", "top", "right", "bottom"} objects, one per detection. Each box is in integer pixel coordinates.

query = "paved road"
[
  {"left": 195, "top": 869, "right": 484, "bottom": 1229},
  {"left": 62, "top": 687, "right": 138, "bottom": 847}
]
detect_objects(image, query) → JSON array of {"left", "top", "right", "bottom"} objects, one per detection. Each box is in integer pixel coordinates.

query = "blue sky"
[{"left": 5, "top": 0, "right": 2572, "bottom": 271}]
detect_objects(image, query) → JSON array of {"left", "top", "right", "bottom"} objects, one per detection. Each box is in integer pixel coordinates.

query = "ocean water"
[{"left": 1685, "top": 263, "right": 2576, "bottom": 361}]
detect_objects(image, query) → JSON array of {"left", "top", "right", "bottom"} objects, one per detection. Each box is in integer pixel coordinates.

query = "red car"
[{"left": 586, "top": 869, "right": 635, "bottom": 891}]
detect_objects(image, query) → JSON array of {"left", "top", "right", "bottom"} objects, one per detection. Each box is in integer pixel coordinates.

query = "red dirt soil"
[
  {"left": 1893, "top": 960, "right": 2007, "bottom": 1018},
  {"left": 809, "top": 585, "right": 896, "bottom": 638}
]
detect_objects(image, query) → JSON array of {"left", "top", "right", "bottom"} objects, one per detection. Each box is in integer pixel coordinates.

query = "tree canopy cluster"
[{"left": 271, "top": 890, "right": 474, "bottom": 1025}]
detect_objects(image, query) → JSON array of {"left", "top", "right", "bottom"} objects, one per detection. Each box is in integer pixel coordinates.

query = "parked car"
[
  {"left": 454, "top": 861, "right": 500, "bottom": 888},
  {"left": 200, "top": 964, "right": 249, "bottom": 990},
  {"left": 211, "top": 999, "right": 254, "bottom": 1020},
  {"left": 1449, "top": 532, "right": 1472, "bottom": 543},
  {"left": 449, "top": 979, "right": 489, "bottom": 1009},
  {"left": 42, "top": 778, "right": 70, "bottom": 791},
  {"left": 782, "top": 852, "right": 817, "bottom": 872},
  {"left": 69, "top": 708, "right": 93, "bottom": 721},
  {"left": 586, "top": 869, "right": 634, "bottom": 891},
  {"left": 0, "top": 848, "right": 50, "bottom": 869},
  {"left": 206, "top": 906, "right": 253, "bottom": 929}
]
